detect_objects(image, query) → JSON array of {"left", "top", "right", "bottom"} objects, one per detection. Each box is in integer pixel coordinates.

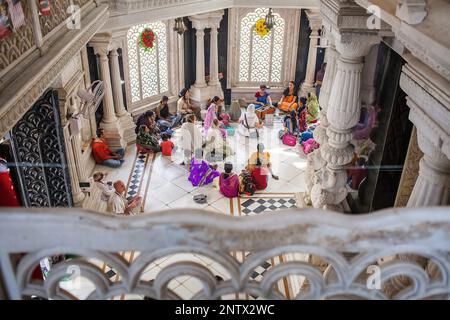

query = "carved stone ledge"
[{"left": 0, "top": 5, "right": 109, "bottom": 138}]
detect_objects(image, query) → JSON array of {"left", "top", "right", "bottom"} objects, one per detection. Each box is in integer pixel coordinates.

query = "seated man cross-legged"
[
  {"left": 107, "top": 180, "right": 142, "bottom": 215},
  {"left": 92, "top": 129, "right": 125, "bottom": 168}
]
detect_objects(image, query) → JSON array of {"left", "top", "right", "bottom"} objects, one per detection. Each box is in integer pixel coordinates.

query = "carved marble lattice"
[
  {"left": 0, "top": 1, "right": 35, "bottom": 73},
  {"left": 238, "top": 8, "right": 285, "bottom": 84},
  {"left": 10, "top": 90, "right": 73, "bottom": 207},
  {"left": 127, "top": 21, "right": 169, "bottom": 104},
  {"left": 0, "top": 207, "right": 449, "bottom": 300}
]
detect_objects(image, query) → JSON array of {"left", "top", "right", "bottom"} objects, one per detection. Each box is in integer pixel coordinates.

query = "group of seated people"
[
  {"left": 189, "top": 143, "right": 279, "bottom": 199},
  {"left": 91, "top": 82, "right": 320, "bottom": 214}
]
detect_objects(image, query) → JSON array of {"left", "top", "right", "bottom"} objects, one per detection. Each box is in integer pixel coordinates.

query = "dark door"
[{"left": 10, "top": 90, "right": 73, "bottom": 207}]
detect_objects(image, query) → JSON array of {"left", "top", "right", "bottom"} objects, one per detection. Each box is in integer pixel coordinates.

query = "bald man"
[{"left": 107, "top": 180, "right": 142, "bottom": 215}]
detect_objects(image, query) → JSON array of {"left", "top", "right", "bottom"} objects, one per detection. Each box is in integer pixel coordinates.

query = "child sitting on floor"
[{"left": 160, "top": 133, "right": 175, "bottom": 157}]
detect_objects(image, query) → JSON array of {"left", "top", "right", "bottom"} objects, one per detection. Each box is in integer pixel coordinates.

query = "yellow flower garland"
[{"left": 255, "top": 18, "right": 269, "bottom": 37}]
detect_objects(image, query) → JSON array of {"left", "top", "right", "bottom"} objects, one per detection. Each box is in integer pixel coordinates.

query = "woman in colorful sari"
[
  {"left": 177, "top": 88, "right": 201, "bottom": 120},
  {"left": 136, "top": 125, "right": 161, "bottom": 153},
  {"left": 219, "top": 163, "right": 239, "bottom": 198},
  {"left": 203, "top": 96, "right": 227, "bottom": 138},
  {"left": 238, "top": 104, "right": 263, "bottom": 137},
  {"left": 205, "top": 119, "right": 234, "bottom": 162},
  {"left": 247, "top": 143, "right": 279, "bottom": 181},
  {"left": 278, "top": 81, "right": 298, "bottom": 113},
  {"left": 306, "top": 92, "right": 319, "bottom": 124},
  {"left": 188, "top": 150, "right": 220, "bottom": 187}
]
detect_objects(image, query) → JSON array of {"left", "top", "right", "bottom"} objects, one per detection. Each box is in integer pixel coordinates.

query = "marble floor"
[{"left": 62, "top": 113, "right": 309, "bottom": 300}]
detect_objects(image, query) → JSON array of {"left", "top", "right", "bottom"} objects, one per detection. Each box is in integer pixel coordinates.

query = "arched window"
[
  {"left": 238, "top": 8, "right": 285, "bottom": 85},
  {"left": 127, "top": 21, "right": 169, "bottom": 104}
]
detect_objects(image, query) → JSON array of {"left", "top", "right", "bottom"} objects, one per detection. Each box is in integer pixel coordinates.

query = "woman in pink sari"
[
  {"left": 219, "top": 163, "right": 239, "bottom": 198},
  {"left": 204, "top": 96, "right": 227, "bottom": 138}
]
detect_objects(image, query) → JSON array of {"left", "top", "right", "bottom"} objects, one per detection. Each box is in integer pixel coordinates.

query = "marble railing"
[{"left": 0, "top": 207, "right": 449, "bottom": 300}]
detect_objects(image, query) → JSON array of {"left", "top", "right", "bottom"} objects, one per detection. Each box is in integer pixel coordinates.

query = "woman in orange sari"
[{"left": 278, "top": 81, "right": 298, "bottom": 113}]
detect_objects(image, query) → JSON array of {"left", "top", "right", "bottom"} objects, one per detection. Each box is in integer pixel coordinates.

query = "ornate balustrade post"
[
  {"left": 310, "top": 32, "right": 380, "bottom": 210},
  {"left": 90, "top": 34, "right": 126, "bottom": 149},
  {"left": 301, "top": 10, "right": 322, "bottom": 97},
  {"left": 304, "top": 37, "right": 338, "bottom": 202}
]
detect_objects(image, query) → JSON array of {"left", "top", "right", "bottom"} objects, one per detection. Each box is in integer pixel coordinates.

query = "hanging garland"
[
  {"left": 254, "top": 18, "right": 269, "bottom": 37},
  {"left": 139, "top": 28, "right": 156, "bottom": 53}
]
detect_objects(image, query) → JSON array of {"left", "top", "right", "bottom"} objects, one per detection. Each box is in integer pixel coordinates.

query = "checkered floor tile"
[
  {"left": 126, "top": 153, "right": 148, "bottom": 201},
  {"left": 241, "top": 198, "right": 297, "bottom": 215}
]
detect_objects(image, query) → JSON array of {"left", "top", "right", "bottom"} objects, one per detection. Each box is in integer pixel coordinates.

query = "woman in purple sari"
[
  {"left": 204, "top": 96, "right": 227, "bottom": 138},
  {"left": 219, "top": 163, "right": 239, "bottom": 198},
  {"left": 188, "top": 151, "right": 220, "bottom": 187}
]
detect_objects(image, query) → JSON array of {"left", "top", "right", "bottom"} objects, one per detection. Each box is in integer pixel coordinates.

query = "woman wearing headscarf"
[
  {"left": 204, "top": 119, "right": 234, "bottom": 162},
  {"left": 188, "top": 149, "right": 220, "bottom": 187},
  {"left": 238, "top": 104, "right": 263, "bottom": 137},
  {"left": 136, "top": 125, "right": 161, "bottom": 153},
  {"left": 306, "top": 92, "right": 319, "bottom": 123},
  {"left": 204, "top": 96, "right": 227, "bottom": 138}
]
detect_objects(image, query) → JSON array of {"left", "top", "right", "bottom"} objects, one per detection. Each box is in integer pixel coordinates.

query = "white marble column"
[
  {"left": 195, "top": 28, "right": 207, "bottom": 88},
  {"left": 110, "top": 43, "right": 136, "bottom": 144},
  {"left": 110, "top": 48, "right": 127, "bottom": 118},
  {"left": 304, "top": 41, "right": 338, "bottom": 201},
  {"left": 301, "top": 10, "right": 321, "bottom": 97},
  {"left": 209, "top": 27, "right": 220, "bottom": 87},
  {"left": 91, "top": 41, "right": 126, "bottom": 149},
  {"left": 310, "top": 33, "right": 380, "bottom": 210},
  {"left": 97, "top": 48, "right": 117, "bottom": 124}
]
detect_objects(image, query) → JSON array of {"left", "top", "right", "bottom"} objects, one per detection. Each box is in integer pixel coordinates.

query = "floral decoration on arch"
[
  {"left": 254, "top": 18, "right": 270, "bottom": 37},
  {"left": 139, "top": 28, "right": 156, "bottom": 53}
]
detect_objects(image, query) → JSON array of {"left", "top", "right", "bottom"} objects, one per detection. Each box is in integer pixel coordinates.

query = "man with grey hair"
[{"left": 107, "top": 180, "right": 141, "bottom": 215}]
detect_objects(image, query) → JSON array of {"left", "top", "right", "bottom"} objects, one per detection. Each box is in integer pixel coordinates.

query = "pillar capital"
[
  {"left": 189, "top": 9, "right": 224, "bottom": 30},
  {"left": 334, "top": 32, "right": 380, "bottom": 60},
  {"left": 89, "top": 32, "right": 113, "bottom": 57},
  {"left": 306, "top": 9, "right": 322, "bottom": 33}
]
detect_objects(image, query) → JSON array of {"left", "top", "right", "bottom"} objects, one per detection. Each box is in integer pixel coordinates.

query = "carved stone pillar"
[
  {"left": 209, "top": 27, "right": 220, "bottom": 87},
  {"left": 90, "top": 34, "right": 126, "bottom": 149},
  {"left": 301, "top": 10, "right": 322, "bottom": 97},
  {"left": 383, "top": 58, "right": 450, "bottom": 298},
  {"left": 110, "top": 43, "right": 136, "bottom": 144},
  {"left": 189, "top": 10, "right": 224, "bottom": 107},
  {"left": 304, "top": 43, "right": 338, "bottom": 201},
  {"left": 98, "top": 48, "right": 117, "bottom": 124},
  {"left": 64, "top": 127, "right": 85, "bottom": 206},
  {"left": 310, "top": 33, "right": 380, "bottom": 209}
]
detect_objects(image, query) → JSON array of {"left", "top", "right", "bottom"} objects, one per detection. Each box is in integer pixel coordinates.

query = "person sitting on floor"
[
  {"left": 238, "top": 104, "right": 263, "bottom": 137},
  {"left": 297, "top": 97, "right": 308, "bottom": 133},
  {"left": 156, "top": 95, "right": 182, "bottom": 131},
  {"left": 92, "top": 129, "right": 125, "bottom": 168},
  {"left": 278, "top": 81, "right": 298, "bottom": 113},
  {"left": 180, "top": 114, "right": 203, "bottom": 166},
  {"left": 135, "top": 110, "right": 153, "bottom": 134},
  {"left": 177, "top": 88, "right": 201, "bottom": 120},
  {"left": 136, "top": 125, "right": 161, "bottom": 153},
  {"left": 219, "top": 162, "right": 240, "bottom": 198},
  {"left": 253, "top": 84, "right": 273, "bottom": 110},
  {"left": 160, "top": 133, "right": 175, "bottom": 157},
  {"left": 188, "top": 149, "right": 220, "bottom": 187},
  {"left": 306, "top": 92, "right": 319, "bottom": 124},
  {"left": 93, "top": 172, "right": 114, "bottom": 202},
  {"left": 204, "top": 96, "right": 227, "bottom": 138},
  {"left": 247, "top": 143, "right": 279, "bottom": 181},
  {"left": 107, "top": 180, "right": 142, "bottom": 215},
  {"left": 204, "top": 119, "right": 234, "bottom": 162}
]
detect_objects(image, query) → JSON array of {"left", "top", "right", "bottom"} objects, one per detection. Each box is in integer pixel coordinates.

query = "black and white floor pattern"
[
  {"left": 126, "top": 153, "right": 148, "bottom": 201},
  {"left": 241, "top": 198, "right": 297, "bottom": 215}
]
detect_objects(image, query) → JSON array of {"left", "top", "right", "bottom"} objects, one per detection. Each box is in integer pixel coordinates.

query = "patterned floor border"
[{"left": 226, "top": 193, "right": 302, "bottom": 299}]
